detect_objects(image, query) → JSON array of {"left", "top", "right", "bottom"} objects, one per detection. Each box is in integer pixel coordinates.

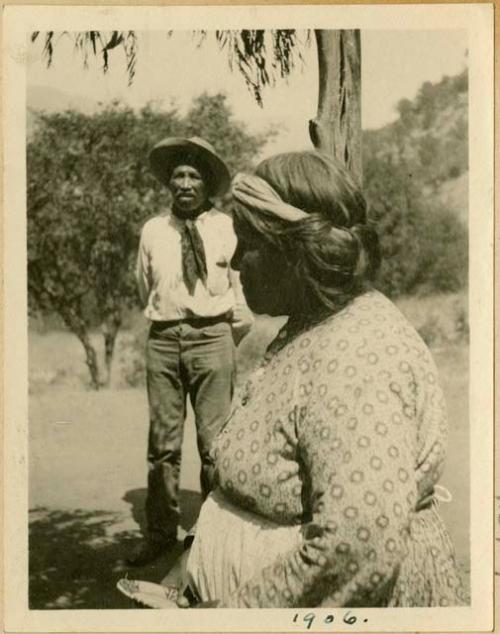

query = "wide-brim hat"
[{"left": 149, "top": 136, "right": 231, "bottom": 197}]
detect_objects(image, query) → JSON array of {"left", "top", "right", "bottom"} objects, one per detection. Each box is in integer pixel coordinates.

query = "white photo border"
[{"left": 3, "top": 3, "right": 494, "bottom": 632}]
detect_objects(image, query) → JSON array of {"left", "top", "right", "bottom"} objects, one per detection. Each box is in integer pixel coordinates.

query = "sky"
[{"left": 27, "top": 30, "right": 467, "bottom": 156}]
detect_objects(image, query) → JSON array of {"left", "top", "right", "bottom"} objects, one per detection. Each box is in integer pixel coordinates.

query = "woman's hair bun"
[{"left": 233, "top": 151, "right": 382, "bottom": 315}]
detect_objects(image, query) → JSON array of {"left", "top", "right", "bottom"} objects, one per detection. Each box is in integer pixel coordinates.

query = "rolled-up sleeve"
[
  {"left": 135, "top": 226, "right": 151, "bottom": 308},
  {"left": 228, "top": 268, "right": 246, "bottom": 306}
]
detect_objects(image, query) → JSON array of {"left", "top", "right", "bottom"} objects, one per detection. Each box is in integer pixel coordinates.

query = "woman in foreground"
[{"left": 173, "top": 151, "right": 464, "bottom": 607}]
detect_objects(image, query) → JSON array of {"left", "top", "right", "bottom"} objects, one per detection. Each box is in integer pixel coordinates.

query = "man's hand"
[{"left": 229, "top": 305, "right": 254, "bottom": 346}]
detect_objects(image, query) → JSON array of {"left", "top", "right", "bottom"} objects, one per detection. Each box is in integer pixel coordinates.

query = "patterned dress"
[{"left": 187, "top": 290, "right": 466, "bottom": 607}]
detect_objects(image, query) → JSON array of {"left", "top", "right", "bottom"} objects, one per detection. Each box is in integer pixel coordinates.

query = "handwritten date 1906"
[{"left": 292, "top": 611, "right": 368, "bottom": 630}]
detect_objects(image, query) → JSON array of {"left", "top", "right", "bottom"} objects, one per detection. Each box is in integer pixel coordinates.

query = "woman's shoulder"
[
  {"left": 302, "top": 290, "right": 431, "bottom": 367},
  {"left": 305, "top": 290, "right": 404, "bottom": 337},
  {"left": 347, "top": 289, "right": 405, "bottom": 321}
]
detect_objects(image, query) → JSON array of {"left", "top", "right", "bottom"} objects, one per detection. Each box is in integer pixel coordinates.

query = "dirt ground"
[{"left": 28, "top": 336, "right": 470, "bottom": 609}]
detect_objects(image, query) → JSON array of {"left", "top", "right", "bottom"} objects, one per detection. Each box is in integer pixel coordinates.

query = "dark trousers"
[{"left": 145, "top": 319, "right": 234, "bottom": 543}]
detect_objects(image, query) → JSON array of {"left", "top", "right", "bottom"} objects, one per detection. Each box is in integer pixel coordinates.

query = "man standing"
[{"left": 129, "top": 137, "right": 253, "bottom": 566}]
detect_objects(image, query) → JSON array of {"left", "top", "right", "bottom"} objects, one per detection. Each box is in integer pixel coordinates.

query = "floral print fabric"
[{"left": 209, "top": 290, "right": 465, "bottom": 607}]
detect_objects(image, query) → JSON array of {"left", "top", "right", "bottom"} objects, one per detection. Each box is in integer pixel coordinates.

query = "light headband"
[
  {"left": 231, "top": 173, "right": 308, "bottom": 223},
  {"left": 232, "top": 172, "right": 369, "bottom": 278}
]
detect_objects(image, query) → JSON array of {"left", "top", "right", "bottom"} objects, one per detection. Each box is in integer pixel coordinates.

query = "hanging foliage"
[
  {"left": 31, "top": 29, "right": 308, "bottom": 104},
  {"left": 31, "top": 30, "right": 139, "bottom": 84}
]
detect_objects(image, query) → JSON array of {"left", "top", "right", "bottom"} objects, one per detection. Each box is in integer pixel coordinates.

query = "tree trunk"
[
  {"left": 79, "top": 331, "right": 101, "bottom": 390},
  {"left": 309, "top": 29, "right": 362, "bottom": 183},
  {"left": 101, "top": 308, "right": 122, "bottom": 387},
  {"left": 58, "top": 305, "right": 101, "bottom": 389}
]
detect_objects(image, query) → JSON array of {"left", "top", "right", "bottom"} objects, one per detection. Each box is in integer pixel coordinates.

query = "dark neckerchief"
[{"left": 172, "top": 205, "right": 210, "bottom": 295}]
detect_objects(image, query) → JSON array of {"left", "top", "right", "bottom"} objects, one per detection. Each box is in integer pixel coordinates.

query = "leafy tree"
[
  {"left": 362, "top": 68, "right": 469, "bottom": 298},
  {"left": 363, "top": 151, "right": 468, "bottom": 297},
  {"left": 367, "top": 69, "right": 468, "bottom": 193},
  {"left": 31, "top": 28, "right": 362, "bottom": 180},
  {"left": 27, "top": 95, "right": 269, "bottom": 388}
]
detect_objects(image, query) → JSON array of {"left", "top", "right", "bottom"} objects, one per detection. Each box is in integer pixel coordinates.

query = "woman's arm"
[{"left": 223, "top": 372, "right": 417, "bottom": 608}]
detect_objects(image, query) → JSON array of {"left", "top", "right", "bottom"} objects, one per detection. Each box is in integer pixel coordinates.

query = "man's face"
[{"left": 168, "top": 164, "right": 208, "bottom": 213}]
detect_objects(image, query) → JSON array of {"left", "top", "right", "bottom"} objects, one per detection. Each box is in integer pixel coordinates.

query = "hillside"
[{"left": 363, "top": 70, "right": 468, "bottom": 225}]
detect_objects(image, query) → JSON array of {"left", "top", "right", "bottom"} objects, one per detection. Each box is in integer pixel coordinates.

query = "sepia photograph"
[{"left": 2, "top": 3, "right": 494, "bottom": 632}]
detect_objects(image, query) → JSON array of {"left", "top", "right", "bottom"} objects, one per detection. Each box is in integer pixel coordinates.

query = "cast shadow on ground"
[
  {"left": 29, "top": 489, "right": 202, "bottom": 610},
  {"left": 122, "top": 487, "right": 202, "bottom": 535},
  {"left": 31, "top": 492, "right": 470, "bottom": 609}
]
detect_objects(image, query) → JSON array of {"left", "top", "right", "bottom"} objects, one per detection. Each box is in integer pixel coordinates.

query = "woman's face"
[{"left": 231, "top": 230, "right": 296, "bottom": 317}]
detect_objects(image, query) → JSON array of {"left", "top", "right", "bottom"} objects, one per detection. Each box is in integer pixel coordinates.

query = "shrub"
[
  {"left": 364, "top": 158, "right": 468, "bottom": 298},
  {"left": 396, "top": 291, "right": 468, "bottom": 347},
  {"left": 112, "top": 326, "right": 148, "bottom": 388}
]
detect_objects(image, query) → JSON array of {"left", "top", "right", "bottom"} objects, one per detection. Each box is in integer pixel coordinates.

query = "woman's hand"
[{"left": 192, "top": 600, "right": 220, "bottom": 608}]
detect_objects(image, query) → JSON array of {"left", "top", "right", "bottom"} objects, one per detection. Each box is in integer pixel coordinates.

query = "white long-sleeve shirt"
[{"left": 135, "top": 208, "right": 246, "bottom": 321}]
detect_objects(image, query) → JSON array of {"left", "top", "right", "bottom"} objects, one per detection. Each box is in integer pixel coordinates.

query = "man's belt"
[{"left": 150, "top": 312, "right": 232, "bottom": 329}]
